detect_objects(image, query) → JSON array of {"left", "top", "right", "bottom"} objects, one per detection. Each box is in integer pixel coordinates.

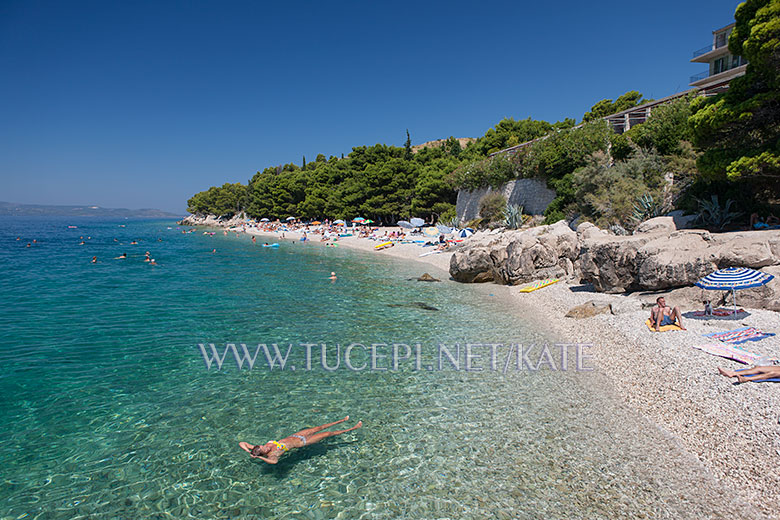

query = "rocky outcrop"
[
  {"left": 565, "top": 301, "right": 611, "bottom": 318},
  {"left": 450, "top": 221, "right": 580, "bottom": 284},
  {"left": 582, "top": 229, "right": 780, "bottom": 293},
  {"left": 450, "top": 219, "right": 780, "bottom": 309},
  {"left": 178, "top": 213, "right": 248, "bottom": 227}
]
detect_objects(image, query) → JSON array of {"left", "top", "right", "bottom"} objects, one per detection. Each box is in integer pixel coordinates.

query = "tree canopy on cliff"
[{"left": 689, "top": 0, "right": 780, "bottom": 181}]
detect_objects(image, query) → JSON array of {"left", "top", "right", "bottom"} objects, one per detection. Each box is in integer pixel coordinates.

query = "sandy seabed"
[{"left": 240, "top": 225, "right": 780, "bottom": 518}]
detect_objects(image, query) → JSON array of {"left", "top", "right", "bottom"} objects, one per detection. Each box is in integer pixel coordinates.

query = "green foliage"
[
  {"left": 630, "top": 194, "right": 667, "bottom": 226},
  {"left": 695, "top": 195, "right": 743, "bottom": 230},
  {"left": 478, "top": 192, "right": 507, "bottom": 225},
  {"left": 437, "top": 206, "right": 457, "bottom": 227},
  {"left": 468, "top": 117, "right": 552, "bottom": 157},
  {"left": 689, "top": 0, "right": 780, "bottom": 183},
  {"left": 630, "top": 96, "right": 693, "bottom": 156},
  {"left": 404, "top": 130, "right": 412, "bottom": 160},
  {"left": 503, "top": 204, "right": 525, "bottom": 229},
  {"left": 583, "top": 91, "right": 646, "bottom": 121},
  {"left": 610, "top": 133, "right": 634, "bottom": 162},
  {"left": 187, "top": 183, "right": 247, "bottom": 217},
  {"left": 571, "top": 150, "right": 668, "bottom": 228},
  {"left": 449, "top": 153, "right": 519, "bottom": 191}
]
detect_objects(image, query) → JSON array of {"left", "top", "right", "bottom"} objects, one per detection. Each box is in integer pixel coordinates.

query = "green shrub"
[{"left": 478, "top": 192, "right": 507, "bottom": 225}]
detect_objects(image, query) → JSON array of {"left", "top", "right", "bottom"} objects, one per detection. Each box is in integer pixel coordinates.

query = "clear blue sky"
[{"left": 0, "top": 0, "right": 741, "bottom": 213}]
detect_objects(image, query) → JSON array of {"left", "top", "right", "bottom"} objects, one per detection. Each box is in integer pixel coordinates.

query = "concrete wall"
[{"left": 456, "top": 178, "right": 556, "bottom": 223}]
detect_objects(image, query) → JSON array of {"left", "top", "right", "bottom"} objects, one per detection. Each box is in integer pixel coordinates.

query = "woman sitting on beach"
[{"left": 239, "top": 416, "right": 362, "bottom": 464}]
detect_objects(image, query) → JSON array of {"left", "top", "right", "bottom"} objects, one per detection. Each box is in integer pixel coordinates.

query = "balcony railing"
[
  {"left": 690, "top": 70, "right": 710, "bottom": 82},
  {"left": 692, "top": 44, "right": 713, "bottom": 58}
]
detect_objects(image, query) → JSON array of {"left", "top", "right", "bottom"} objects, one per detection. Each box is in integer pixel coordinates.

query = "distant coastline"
[{"left": 0, "top": 201, "right": 180, "bottom": 218}]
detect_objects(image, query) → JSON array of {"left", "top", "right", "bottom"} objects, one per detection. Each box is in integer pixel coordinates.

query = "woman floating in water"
[{"left": 239, "top": 416, "right": 362, "bottom": 464}]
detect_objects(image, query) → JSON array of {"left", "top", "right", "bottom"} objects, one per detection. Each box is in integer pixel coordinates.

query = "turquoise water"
[{"left": 0, "top": 217, "right": 743, "bottom": 519}]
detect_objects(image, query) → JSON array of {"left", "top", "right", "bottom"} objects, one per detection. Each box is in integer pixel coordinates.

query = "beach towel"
[
  {"left": 692, "top": 343, "right": 770, "bottom": 364},
  {"left": 645, "top": 319, "right": 683, "bottom": 332},
  {"left": 735, "top": 367, "right": 780, "bottom": 383},
  {"left": 518, "top": 278, "right": 559, "bottom": 293},
  {"left": 702, "top": 327, "right": 775, "bottom": 345},
  {"left": 692, "top": 308, "right": 745, "bottom": 317}
]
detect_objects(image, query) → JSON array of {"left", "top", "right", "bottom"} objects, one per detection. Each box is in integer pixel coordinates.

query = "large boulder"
[
  {"left": 635, "top": 231, "right": 718, "bottom": 289},
  {"left": 449, "top": 246, "right": 495, "bottom": 283},
  {"left": 634, "top": 216, "right": 676, "bottom": 235},
  {"left": 579, "top": 234, "right": 657, "bottom": 292},
  {"left": 565, "top": 301, "right": 612, "bottom": 318},
  {"left": 725, "top": 265, "right": 780, "bottom": 311},
  {"left": 450, "top": 221, "right": 580, "bottom": 285}
]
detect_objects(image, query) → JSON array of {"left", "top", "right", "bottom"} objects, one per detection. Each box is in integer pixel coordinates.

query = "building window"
[
  {"left": 713, "top": 57, "right": 727, "bottom": 74},
  {"left": 716, "top": 31, "right": 728, "bottom": 48}
]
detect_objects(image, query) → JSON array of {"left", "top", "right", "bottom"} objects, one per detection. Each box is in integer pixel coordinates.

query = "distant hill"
[
  {"left": 0, "top": 201, "right": 180, "bottom": 218},
  {"left": 411, "top": 137, "right": 475, "bottom": 153}
]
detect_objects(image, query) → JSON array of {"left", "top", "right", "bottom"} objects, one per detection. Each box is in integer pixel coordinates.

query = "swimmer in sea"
[
  {"left": 79, "top": 241, "right": 86, "bottom": 245},
  {"left": 149, "top": 258, "right": 157, "bottom": 265},
  {"left": 212, "top": 249, "right": 216, "bottom": 253},
  {"left": 328, "top": 271, "right": 337, "bottom": 281},
  {"left": 144, "top": 251, "right": 151, "bottom": 262},
  {"left": 239, "top": 416, "right": 362, "bottom": 465},
  {"left": 130, "top": 241, "right": 138, "bottom": 245},
  {"left": 91, "top": 256, "right": 97, "bottom": 263},
  {"left": 115, "top": 253, "right": 127, "bottom": 259}
]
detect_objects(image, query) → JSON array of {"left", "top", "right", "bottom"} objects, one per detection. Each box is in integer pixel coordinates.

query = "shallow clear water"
[{"left": 0, "top": 217, "right": 743, "bottom": 519}]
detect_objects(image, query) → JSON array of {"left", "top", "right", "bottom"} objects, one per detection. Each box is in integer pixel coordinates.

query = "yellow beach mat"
[
  {"left": 518, "top": 278, "right": 559, "bottom": 293},
  {"left": 645, "top": 319, "right": 683, "bottom": 332}
]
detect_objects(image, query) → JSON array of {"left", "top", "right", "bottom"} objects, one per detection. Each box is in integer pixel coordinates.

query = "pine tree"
[{"left": 404, "top": 129, "right": 412, "bottom": 160}]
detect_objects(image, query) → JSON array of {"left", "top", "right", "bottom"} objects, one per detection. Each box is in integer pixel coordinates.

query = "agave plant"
[
  {"left": 630, "top": 194, "right": 665, "bottom": 226},
  {"left": 695, "top": 195, "right": 742, "bottom": 230},
  {"left": 503, "top": 203, "right": 525, "bottom": 229}
]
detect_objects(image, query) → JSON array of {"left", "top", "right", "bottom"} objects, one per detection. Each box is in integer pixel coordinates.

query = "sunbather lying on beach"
[
  {"left": 239, "top": 416, "right": 362, "bottom": 464},
  {"left": 650, "top": 297, "right": 686, "bottom": 331},
  {"left": 718, "top": 365, "right": 780, "bottom": 383}
]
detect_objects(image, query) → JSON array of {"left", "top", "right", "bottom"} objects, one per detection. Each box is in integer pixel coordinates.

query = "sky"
[{"left": 0, "top": 0, "right": 742, "bottom": 214}]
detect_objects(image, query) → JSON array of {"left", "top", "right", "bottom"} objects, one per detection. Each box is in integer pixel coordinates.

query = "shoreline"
[{"left": 216, "top": 223, "right": 779, "bottom": 516}]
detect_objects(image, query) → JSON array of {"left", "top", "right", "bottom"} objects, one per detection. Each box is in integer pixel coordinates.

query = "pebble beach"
[{"left": 243, "top": 224, "right": 780, "bottom": 517}]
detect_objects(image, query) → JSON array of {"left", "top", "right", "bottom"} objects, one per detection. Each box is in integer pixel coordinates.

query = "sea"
[{"left": 0, "top": 217, "right": 740, "bottom": 519}]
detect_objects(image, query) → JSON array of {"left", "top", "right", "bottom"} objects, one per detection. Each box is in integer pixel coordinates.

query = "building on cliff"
[{"left": 689, "top": 22, "right": 747, "bottom": 96}]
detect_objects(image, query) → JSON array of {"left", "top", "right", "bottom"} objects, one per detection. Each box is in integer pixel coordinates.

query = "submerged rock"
[
  {"left": 386, "top": 302, "right": 439, "bottom": 311},
  {"left": 414, "top": 273, "right": 440, "bottom": 282}
]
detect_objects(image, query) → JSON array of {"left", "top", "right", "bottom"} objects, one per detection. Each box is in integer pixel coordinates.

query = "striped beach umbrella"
[
  {"left": 454, "top": 228, "right": 474, "bottom": 238},
  {"left": 695, "top": 267, "right": 774, "bottom": 315}
]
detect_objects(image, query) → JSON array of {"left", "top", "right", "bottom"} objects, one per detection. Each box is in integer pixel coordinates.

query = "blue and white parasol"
[
  {"left": 695, "top": 267, "right": 774, "bottom": 315},
  {"left": 410, "top": 217, "right": 425, "bottom": 227},
  {"left": 454, "top": 228, "right": 474, "bottom": 238}
]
